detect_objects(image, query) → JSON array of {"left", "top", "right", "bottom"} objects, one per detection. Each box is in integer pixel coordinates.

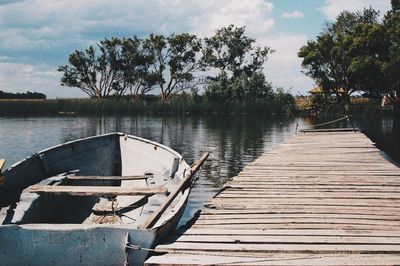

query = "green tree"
[
  {"left": 121, "top": 37, "right": 159, "bottom": 101},
  {"left": 144, "top": 33, "right": 202, "bottom": 100},
  {"left": 58, "top": 38, "right": 125, "bottom": 98},
  {"left": 298, "top": 8, "right": 381, "bottom": 103},
  {"left": 381, "top": 9, "right": 400, "bottom": 106},
  {"left": 203, "top": 25, "right": 273, "bottom": 101},
  {"left": 392, "top": 0, "right": 400, "bottom": 12},
  {"left": 203, "top": 25, "right": 273, "bottom": 79}
]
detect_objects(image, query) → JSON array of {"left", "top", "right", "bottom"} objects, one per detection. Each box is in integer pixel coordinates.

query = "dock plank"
[{"left": 146, "top": 131, "right": 400, "bottom": 265}]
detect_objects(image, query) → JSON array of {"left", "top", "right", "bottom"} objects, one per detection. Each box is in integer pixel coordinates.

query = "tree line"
[
  {"left": 58, "top": 25, "right": 277, "bottom": 103},
  {"left": 298, "top": 0, "right": 400, "bottom": 108},
  {"left": 0, "top": 90, "right": 46, "bottom": 99}
]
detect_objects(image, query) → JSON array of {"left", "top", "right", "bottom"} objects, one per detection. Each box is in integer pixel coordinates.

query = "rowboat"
[{"left": 0, "top": 133, "right": 208, "bottom": 265}]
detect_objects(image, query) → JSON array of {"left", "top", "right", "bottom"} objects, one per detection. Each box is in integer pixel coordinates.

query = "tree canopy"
[
  {"left": 58, "top": 25, "right": 275, "bottom": 103},
  {"left": 298, "top": 6, "right": 400, "bottom": 106},
  {"left": 298, "top": 8, "right": 382, "bottom": 103},
  {"left": 203, "top": 25, "right": 274, "bottom": 102}
]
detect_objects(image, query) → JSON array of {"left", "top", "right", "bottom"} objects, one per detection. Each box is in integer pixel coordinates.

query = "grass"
[{"left": 0, "top": 97, "right": 293, "bottom": 116}]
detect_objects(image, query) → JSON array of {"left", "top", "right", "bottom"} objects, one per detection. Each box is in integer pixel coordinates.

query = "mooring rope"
[{"left": 310, "top": 115, "right": 350, "bottom": 128}]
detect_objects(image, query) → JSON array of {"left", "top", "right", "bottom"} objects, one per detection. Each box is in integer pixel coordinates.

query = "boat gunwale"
[{"left": 3, "top": 132, "right": 185, "bottom": 174}]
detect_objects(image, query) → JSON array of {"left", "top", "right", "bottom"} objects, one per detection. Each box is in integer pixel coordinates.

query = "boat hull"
[
  {"left": 0, "top": 224, "right": 155, "bottom": 265},
  {"left": 0, "top": 132, "right": 193, "bottom": 265}
]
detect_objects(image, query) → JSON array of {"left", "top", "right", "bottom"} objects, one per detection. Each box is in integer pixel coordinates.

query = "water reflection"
[
  {"left": 354, "top": 115, "right": 400, "bottom": 163},
  {"left": 0, "top": 115, "right": 301, "bottom": 225},
  {"left": 1, "top": 114, "right": 399, "bottom": 225}
]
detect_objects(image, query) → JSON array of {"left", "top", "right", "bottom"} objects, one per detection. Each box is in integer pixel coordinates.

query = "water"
[{"left": 0, "top": 114, "right": 398, "bottom": 226}]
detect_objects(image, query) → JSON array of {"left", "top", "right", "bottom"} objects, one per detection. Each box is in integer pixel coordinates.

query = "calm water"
[{"left": 0, "top": 114, "right": 398, "bottom": 226}]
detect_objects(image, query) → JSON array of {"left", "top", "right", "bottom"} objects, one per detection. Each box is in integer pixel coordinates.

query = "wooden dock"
[{"left": 146, "top": 131, "right": 400, "bottom": 265}]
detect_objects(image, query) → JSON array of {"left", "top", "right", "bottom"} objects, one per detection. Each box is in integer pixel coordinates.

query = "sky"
[{"left": 0, "top": 0, "right": 392, "bottom": 98}]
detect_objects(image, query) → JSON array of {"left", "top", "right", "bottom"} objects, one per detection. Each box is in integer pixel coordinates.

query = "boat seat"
[
  {"left": 67, "top": 174, "right": 153, "bottom": 181},
  {"left": 29, "top": 185, "right": 168, "bottom": 197}
]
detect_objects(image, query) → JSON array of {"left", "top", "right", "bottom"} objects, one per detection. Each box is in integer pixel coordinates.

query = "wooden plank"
[
  {"left": 216, "top": 192, "right": 400, "bottom": 199},
  {"left": 208, "top": 198, "right": 400, "bottom": 206},
  {"left": 67, "top": 175, "right": 152, "bottom": 180},
  {"left": 145, "top": 253, "right": 400, "bottom": 266},
  {"left": 201, "top": 208, "right": 400, "bottom": 216},
  {"left": 193, "top": 218, "right": 400, "bottom": 226},
  {"left": 147, "top": 131, "right": 400, "bottom": 265},
  {"left": 191, "top": 223, "right": 400, "bottom": 230},
  {"left": 169, "top": 234, "right": 400, "bottom": 244},
  {"left": 299, "top": 128, "right": 358, "bottom": 132},
  {"left": 197, "top": 213, "right": 400, "bottom": 221},
  {"left": 178, "top": 228, "right": 400, "bottom": 237},
  {"left": 155, "top": 242, "right": 400, "bottom": 253},
  {"left": 29, "top": 185, "right": 167, "bottom": 196}
]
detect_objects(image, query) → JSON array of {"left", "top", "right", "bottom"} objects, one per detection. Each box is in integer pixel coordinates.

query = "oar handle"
[
  {"left": 0, "top": 159, "right": 5, "bottom": 187},
  {"left": 140, "top": 152, "right": 209, "bottom": 229},
  {"left": 0, "top": 159, "right": 4, "bottom": 173}
]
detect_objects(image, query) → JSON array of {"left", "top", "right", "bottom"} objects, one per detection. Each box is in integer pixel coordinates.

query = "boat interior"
[{"left": 0, "top": 133, "right": 190, "bottom": 229}]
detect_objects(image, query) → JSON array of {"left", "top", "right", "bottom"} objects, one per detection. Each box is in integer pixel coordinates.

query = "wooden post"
[{"left": 140, "top": 152, "right": 209, "bottom": 229}]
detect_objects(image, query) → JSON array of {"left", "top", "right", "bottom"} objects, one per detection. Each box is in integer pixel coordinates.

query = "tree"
[
  {"left": 205, "top": 71, "right": 273, "bottom": 102},
  {"left": 393, "top": 0, "right": 400, "bottom": 12},
  {"left": 380, "top": 9, "right": 400, "bottom": 106},
  {"left": 120, "top": 37, "right": 158, "bottom": 101},
  {"left": 58, "top": 38, "right": 125, "bottom": 98},
  {"left": 203, "top": 25, "right": 273, "bottom": 79},
  {"left": 298, "top": 8, "right": 381, "bottom": 103},
  {"left": 144, "top": 33, "right": 202, "bottom": 100},
  {"left": 203, "top": 25, "right": 273, "bottom": 101}
]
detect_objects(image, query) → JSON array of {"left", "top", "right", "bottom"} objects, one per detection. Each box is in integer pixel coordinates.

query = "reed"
[{"left": 0, "top": 97, "right": 293, "bottom": 116}]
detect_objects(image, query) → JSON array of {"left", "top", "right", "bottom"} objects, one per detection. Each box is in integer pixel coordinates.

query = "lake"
[{"left": 0, "top": 114, "right": 398, "bottom": 226}]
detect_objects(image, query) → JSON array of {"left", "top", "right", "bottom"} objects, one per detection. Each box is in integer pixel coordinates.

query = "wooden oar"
[
  {"left": 0, "top": 159, "right": 5, "bottom": 187},
  {"left": 140, "top": 152, "right": 209, "bottom": 229}
]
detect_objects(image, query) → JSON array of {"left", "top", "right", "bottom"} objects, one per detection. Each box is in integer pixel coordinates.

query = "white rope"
[{"left": 311, "top": 115, "right": 349, "bottom": 128}]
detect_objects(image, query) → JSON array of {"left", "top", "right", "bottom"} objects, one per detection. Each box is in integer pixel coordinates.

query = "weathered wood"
[
  {"left": 156, "top": 242, "right": 400, "bottom": 253},
  {"left": 0, "top": 159, "right": 4, "bottom": 173},
  {"left": 140, "top": 152, "right": 209, "bottom": 229},
  {"left": 67, "top": 175, "right": 152, "bottom": 180},
  {"left": 177, "top": 228, "right": 400, "bottom": 237},
  {"left": 170, "top": 234, "right": 400, "bottom": 244},
  {"left": 146, "top": 131, "right": 400, "bottom": 265},
  {"left": 29, "top": 185, "right": 168, "bottom": 196},
  {"left": 0, "top": 159, "right": 5, "bottom": 187},
  {"left": 146, "top": 254, "right": 400, "bottom": 265}
]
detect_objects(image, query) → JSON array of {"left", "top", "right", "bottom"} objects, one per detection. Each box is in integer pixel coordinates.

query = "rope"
[{"left": 310, "top": 115, "right": 349, "bottom": 128}]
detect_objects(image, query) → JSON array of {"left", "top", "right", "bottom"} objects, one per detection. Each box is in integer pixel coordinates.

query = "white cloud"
[
  {"left": 188, "top": 0, "right": 274, "bottom": 37},
  {"left": 320, "top": 0, "right": 391, "bottom": 20},
  {"left": 282, "top": 11, "right": 304, "bottom": 19},
  {"left": 0, "top": 0, "right": 278, "bottom": 98},
  {"left": 261, "top": 34, "right": 314, "bottom": 95},
  {"left": 0, "top": 61, "right": 85, "bottom": 98}
]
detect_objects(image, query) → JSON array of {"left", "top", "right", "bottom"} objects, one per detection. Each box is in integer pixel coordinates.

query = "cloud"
[
  {"left": 282, "top": 11, "right": 304, "bottom": 19},
  {"left": 0, "top": 0, "right": 276, "bottom": 98},
  {"left": 188, "top": 0, "right": 274, "bottom": 37},
  {"left": 319, "top": 0, "right": 391, "bottom": 20},
  {"left": 0, "top": 61, "right": 85, "bottom": 98},
  {"left": 261, "top": 34, "right": 314, "bottom": 95}
]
